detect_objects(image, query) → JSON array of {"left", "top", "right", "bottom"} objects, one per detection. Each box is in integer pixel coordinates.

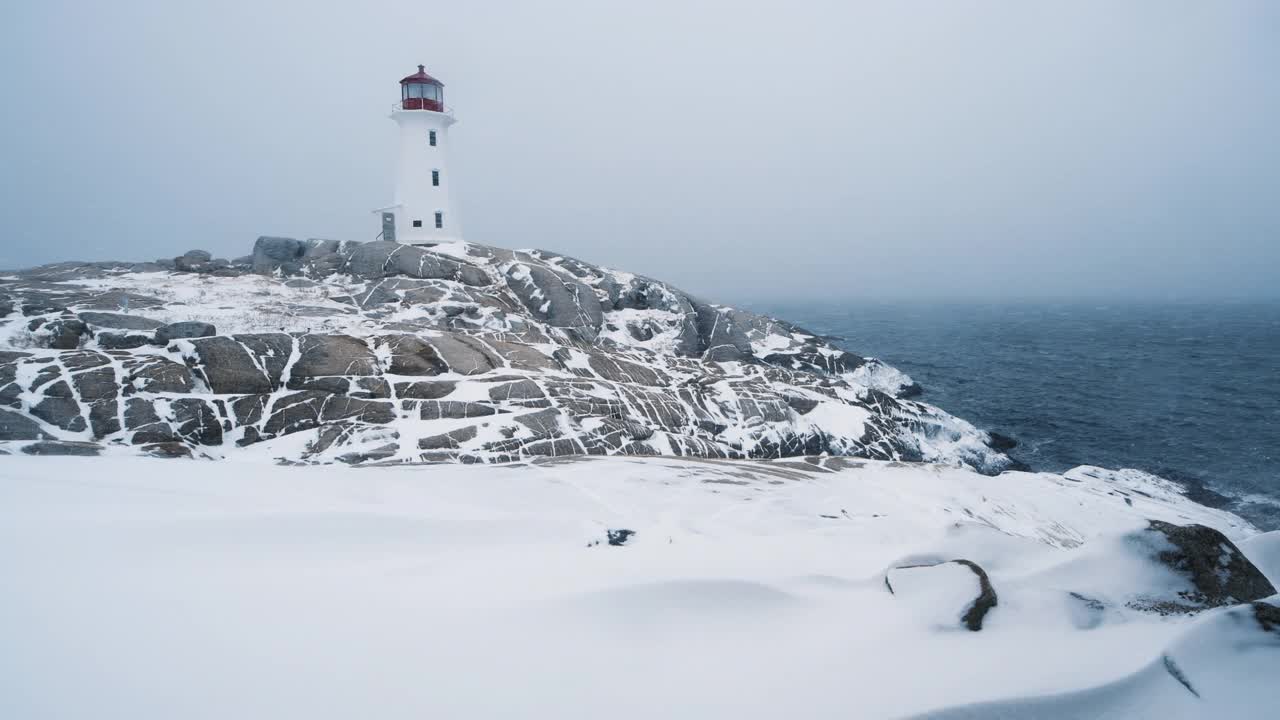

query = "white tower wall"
[{"left": 389, "top": 108, "right": 460, "bottom": 245}]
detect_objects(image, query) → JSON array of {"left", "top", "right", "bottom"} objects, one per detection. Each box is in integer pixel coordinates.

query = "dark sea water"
[{"left": 751, "top": 301, "right": 1280, "bottom": 531}]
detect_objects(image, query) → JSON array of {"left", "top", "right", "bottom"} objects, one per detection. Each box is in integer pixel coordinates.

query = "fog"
[{"left": 3, "top": 1, "right": 1277, "bottom": 301}]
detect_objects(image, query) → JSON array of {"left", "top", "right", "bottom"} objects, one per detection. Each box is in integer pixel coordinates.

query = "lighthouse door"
[{"left": 381, "top": 212, "right": 397, "bottom": 242}]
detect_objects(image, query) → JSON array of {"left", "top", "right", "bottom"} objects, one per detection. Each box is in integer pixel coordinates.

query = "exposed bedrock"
[{"left": 0, "top": 237, "right": 1019, "bottom": 469}]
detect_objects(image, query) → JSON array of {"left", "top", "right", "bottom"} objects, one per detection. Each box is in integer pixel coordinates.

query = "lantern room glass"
[{"left": 403, "top": 84, "right": 440, "bottom": 101}]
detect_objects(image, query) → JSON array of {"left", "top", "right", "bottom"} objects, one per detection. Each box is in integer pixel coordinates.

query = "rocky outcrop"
[{"left": 0, "top": 237, "right": 1015, "bottom": 469}]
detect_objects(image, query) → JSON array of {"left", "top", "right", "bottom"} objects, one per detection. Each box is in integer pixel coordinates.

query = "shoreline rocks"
[{"left": 0, "top": 237, "right": 1017, "bottom": 471}]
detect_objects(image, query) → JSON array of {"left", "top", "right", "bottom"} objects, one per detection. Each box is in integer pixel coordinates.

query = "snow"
[
  {"left": 913, "top": 602, "right": 1279, "bottom": 719},
  {"left": 800, "top": 399, "right": 871, "bottom": 439},
  {"left": 847, "top": 358, "right": 916, "bottom": 396},
  {"left": 0, "top": 455, "right": 1271, "bottom": 719},
  {"left": 598, "top": 307, "right": 686, "bottom": 354},
  {"left": 1241, "top": 531, "right": 1280, "bottom": 587},
  {"left": 885, "top": 561, "right": 985, "bottom": 629}
]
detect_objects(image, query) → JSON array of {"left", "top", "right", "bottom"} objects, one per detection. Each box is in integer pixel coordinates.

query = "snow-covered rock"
[
  {"left": 0, "top": 238, "right": 1012, "bottom": 469},
  {"left": 1240, "top": 531, "right": 1280, "bottom": 587},
  {"left": 0, "top": 455, "right": 1271, "bottom": 719},
  {"left": 911, "top": 599, "right": 1280, "bottom": 719},
  {"left": 885, "top": 559, "right": 999, "bottom": 631}
]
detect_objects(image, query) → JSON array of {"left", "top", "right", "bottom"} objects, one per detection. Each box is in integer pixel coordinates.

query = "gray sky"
[{"left": 3, "top": 1, "right": 1278, "bottom": 301}]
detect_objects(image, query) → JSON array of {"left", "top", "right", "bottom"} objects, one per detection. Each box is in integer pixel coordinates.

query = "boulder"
[
  {"left": 762, "top": 346, "right": 866, "bottom": 376},
  {"left": 24, "top": 363, "right": 63, "bottom": 395},
  {"left": 784, "top": 394, "right": 820, "bottom": 415},
  {"left": 79, "top": 290, "right": 167, "bottom": 312},
  {"left": 123, "top": 398, "right": 177, "bottom": 444},
  {"left": 884, "top": 559, "right": 999, "bottom": 631},
  {"left": 427, "top": 334, "right": 500, "bottom": 376},
  {"left": 417, "top": 425, "right": 478, "bottom": 450},
  {"left": 61, "top": 349, "right": 111, "bottom": 373},
  {"left": 336, "top": 444, "right": 399, "bottom": 465},
  {"left": 22, "top": 298, "right": 69, "bottom": 316},
  {"left": 352, "top": 377, "right": 391, "bottom": 399},
  {"left": 169, "top": 398, "right": 224, "bottom": 445},
  {"left": 156, "top": 321, "right": 217, "bottom": 344},
  {"left": 184, "top": 334, "right": 292, "bottom": 394},
  {"left": 986, "top": 431, "right": 1019, "bottom": 452},
  {"left": 607, "top": 529, "right": 636, "bottom": 546},
  {"left": 294, "top": 335, "right": 378, "bottom": 377},
  {"left": 124, "top": 356, "right": 195, "bottom": 394},
  {"left": 485, "top": 436, "right": 585, "bottom": 457},
  {"left": 413, "top": 400, "right": 498, "bottom": 420},
  {"left": 488, "top": 340, "right": 559, "bottom": 372},
  {"left": 88, "top": 399, "right": 120, "bottom": 438},
  {"left": 1127, "top": 520, "right": 1276, "bottom": 613},
  {"left": 287, "top": 377, "right": 352, "bottom": 394},
  {"left": 0, "top": 408, "right": 53, "bottom": 441},
  {"left": 31, "top": 382, "right": 86, "bottom": 432},
  {"left": 503, "top": 262, "right": 602, "bottom": 332},
  {"left": 376, "top": 335, "right": 448, "bottom": 376},
  {"left": 20, "top": 440, "right": 103, "bottom": 456},
  {"left": 691, "top": 301, "right": 753, "bottom": 362},
  {"left": 71, "top": 365, "right": 118, "bottom": 401},
  {"left": 587, "top": 352, "right": 665, "bottom": 386},
  {"left": 77, "top": 312, "right": 163, "bottom": 331},
  {"left": 174, "top": 249, "right": 214, "bottom": 272},
  {"left": 487, "top": 379, "right": 547, "bottom": 403},
  {"left": 141, "top": 442, "right": 193, "bottom": 459},
  {"left": 514, "top": 407, "right": 567, "bottom": 438},
  {"left": 44, "top": 318, "right": 90, "bottom": 349},
  {"left": 261, "top": 391, "right": 395, "bottom": 436},
  {"left": 352, "top": 283, "right": 399, "bottom": 308},
  {"left": 344, "top": 241, "right": 489, "bottom": 286},
  {"left": 394, "top": 380, "right": 456, "bottom": 399},
  {"left": 251, "top": 236, "right": 307, "bottom": 275},
  {"left": 233, "top": 333, "right": 295, "bottom": 384},
  {"left": 97, "top": 332, "right": 154, "bottom": 350},
  {"left": 0, "top": 352, "right": 28, "bottom": 406}
]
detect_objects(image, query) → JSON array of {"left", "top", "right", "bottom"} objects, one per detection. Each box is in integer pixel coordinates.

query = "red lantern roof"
[{"left": 400, "top": 65, "right": 443, "bottom": 86}]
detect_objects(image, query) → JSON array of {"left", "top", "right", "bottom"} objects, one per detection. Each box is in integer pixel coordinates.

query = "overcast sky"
[{"left": 2, "top": 1, "right": 1277, "bottom": 301}]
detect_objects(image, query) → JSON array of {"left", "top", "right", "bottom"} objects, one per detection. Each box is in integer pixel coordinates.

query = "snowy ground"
[{"left": 1, "top": 456, "right": 1275, "bottom": 719}]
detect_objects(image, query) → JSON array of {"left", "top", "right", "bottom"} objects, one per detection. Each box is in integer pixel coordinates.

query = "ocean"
[{"left": 751, "top": 300, "right": 1280, "bottom": 531}]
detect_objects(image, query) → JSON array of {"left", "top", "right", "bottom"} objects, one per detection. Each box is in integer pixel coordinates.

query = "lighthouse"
[{"left": 376, "top": 65, "right": 461, "bottom": 245}]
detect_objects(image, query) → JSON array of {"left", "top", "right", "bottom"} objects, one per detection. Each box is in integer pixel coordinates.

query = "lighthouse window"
[
  {"left": 428, "top": 130, "right": 437, "bottom": 146},
  {"left": 434, "top": 212, "right": 444, "bottom": 229},
  {"left": 412, "top": 220, "right": 423, "bottom": 228},
  {"left": 432, "top": 170, "right": 440, "bottom": 186}
]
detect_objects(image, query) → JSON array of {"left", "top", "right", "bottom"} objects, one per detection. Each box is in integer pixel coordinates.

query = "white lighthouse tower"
[{"left": 376, "top": 65, "right": 461, "bottom": 245}]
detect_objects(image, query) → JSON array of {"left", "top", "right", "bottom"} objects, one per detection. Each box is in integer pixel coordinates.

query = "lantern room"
[{"left": 400, "top": 65, "right": 444, "bottom": 111}]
